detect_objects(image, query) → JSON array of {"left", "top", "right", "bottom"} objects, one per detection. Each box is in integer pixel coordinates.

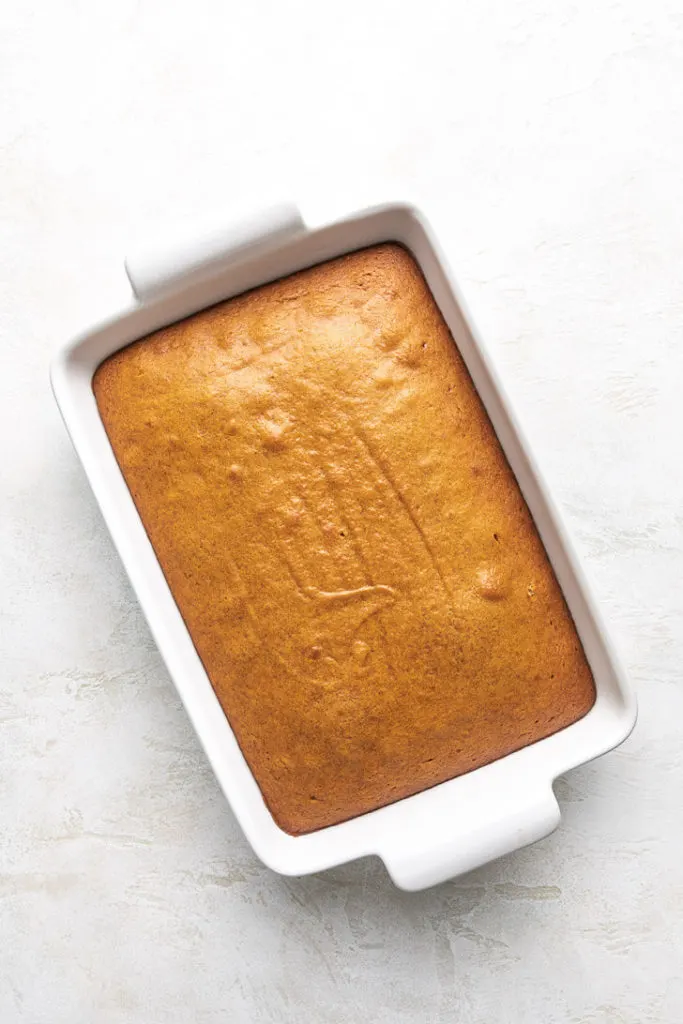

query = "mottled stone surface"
[{"left": 2, "top": 1, "right": 682, "bottom": 1021}]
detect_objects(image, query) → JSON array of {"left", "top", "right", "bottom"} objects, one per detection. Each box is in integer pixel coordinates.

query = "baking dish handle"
[
  {"left": 124, "top": 202, "right": 306, "bottom": 301},
  {"left": 382, "top": 785, "right": 561, "bottom": 891}
]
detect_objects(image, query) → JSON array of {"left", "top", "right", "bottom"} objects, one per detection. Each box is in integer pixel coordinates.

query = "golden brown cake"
[{"left": 93, "top": 243, "right": 595, "bottom": 834}]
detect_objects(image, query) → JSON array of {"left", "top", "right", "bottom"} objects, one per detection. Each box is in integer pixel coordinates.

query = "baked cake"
[{"left": 93, "top": 244, "right": 595, "bottom": 834}]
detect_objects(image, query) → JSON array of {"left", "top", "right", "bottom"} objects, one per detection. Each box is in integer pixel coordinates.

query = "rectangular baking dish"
[{"left": 51, "top": 202, "right": 637, "bottom": 891}]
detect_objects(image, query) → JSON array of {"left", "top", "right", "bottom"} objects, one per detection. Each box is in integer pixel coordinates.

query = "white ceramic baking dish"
[{"left": 51, "top": 202, "right": 637, "bottom": 891}]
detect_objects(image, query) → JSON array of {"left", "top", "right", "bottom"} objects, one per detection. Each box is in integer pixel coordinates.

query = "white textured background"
[{"left": 2, "top": 2, "right": 682, "bottom": 1021}]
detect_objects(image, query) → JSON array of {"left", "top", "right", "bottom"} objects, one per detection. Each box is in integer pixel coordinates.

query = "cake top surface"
[{"left": 93, "top": 243, "right": 595, "bottom": 833}]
